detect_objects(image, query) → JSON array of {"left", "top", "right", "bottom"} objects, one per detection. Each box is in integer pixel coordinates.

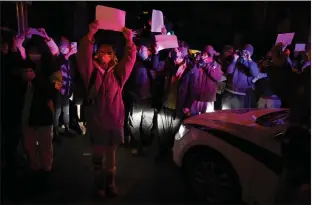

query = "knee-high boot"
[
  {"left": 92, "top": 157, "right": 105, "bottom": 197},
  {"left": 105, "top": 166, "right": 118, "bottom": 197}
]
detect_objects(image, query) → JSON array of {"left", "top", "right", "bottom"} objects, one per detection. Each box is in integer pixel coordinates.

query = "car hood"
[
  {"left": 183, "top": 108, "right": 288, "bottom": 154},
  {"left": 184, "top": 108, "right": 288, "bottom": 127}
]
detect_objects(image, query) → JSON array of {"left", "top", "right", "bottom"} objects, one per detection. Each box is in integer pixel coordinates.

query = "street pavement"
[{"left": 2, "top": 133, "right": 197, "bottom": 205}]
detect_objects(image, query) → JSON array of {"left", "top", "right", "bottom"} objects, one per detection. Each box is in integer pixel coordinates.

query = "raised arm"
[
  {"left": 34, "top": 28, "right": 59, "bottom": 56},
  {"left": 150, "top": 42, "right": 165, "bottom": 71},
  {"left": 114, "top": 27, "right": 137, "bottom": 87},
  {"left": 76, "top": 21, "right": 98, "bottom": 90}
]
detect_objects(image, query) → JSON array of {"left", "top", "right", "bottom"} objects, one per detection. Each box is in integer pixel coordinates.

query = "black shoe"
[
  {"left": 65, "top": 127, "right": 76, "bottom": 137},
  {"left": 53, "top": 131, "right": 62, "bottom": 144}
]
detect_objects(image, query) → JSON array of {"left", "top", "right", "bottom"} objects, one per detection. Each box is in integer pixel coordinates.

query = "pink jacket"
[{"left": 77, "top": 36, "right": 136, "bottom": 134}]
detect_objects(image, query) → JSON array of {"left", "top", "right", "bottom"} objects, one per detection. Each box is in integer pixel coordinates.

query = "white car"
[{"left": 173, "top": 108, "right": 290, "bottom": 205}]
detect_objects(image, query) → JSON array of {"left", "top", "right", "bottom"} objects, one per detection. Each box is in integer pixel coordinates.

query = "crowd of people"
[{"left": 1, "top": 13, "right": 310, "bottom": 201}]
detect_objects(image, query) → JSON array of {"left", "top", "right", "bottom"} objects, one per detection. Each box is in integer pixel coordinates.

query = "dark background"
[{"left": 1, "top": 1, "right": 311, "bottom": 58}]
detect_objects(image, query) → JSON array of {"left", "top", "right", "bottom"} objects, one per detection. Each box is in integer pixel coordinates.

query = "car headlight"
[{"left": 175, "top": 124, "right": 190, "bottom": 140}]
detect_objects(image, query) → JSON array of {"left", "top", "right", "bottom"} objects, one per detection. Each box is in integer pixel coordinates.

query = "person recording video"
[{"left": 222, "top": 44, "right": 259, "bottom": 109}]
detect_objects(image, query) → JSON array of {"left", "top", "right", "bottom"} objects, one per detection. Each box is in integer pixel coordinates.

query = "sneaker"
[{"left": 78, "top": 122, "right": 86, "bottom": 135}]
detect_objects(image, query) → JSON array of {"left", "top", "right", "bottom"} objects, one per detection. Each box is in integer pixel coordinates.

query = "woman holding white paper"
[{"left": 76, "top": 20, "right": 136, "bottom": 198}]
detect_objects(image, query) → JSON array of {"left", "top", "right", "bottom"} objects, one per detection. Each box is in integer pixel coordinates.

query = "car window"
[{"left": 255, "top": 110, "right": 290, "bottom": 127}]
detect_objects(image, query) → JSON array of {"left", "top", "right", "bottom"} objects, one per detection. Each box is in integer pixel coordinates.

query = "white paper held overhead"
[
  {"left": 155, "top": 35, "right": 179, "bottom": 51},
  {"left": 95, "top": 5, "right": 126, "bottom": 32},
  {"left": 151, "top": 10, "right": 164, "bottom": 33},
  {"left": 275, "top": 32, "right": 295, "bottom": 46},
  {"left": 294, "top": 44, "right": 306, "bottom": 52}
]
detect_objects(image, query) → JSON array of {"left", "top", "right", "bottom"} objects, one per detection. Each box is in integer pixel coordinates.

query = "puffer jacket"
[{"left": 76, "top": 36, "right": 136, "bottom": 134}]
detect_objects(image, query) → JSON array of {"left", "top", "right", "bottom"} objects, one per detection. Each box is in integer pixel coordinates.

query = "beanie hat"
[{"left": 244, "top": 44, "right": 254, "bottom": 56}]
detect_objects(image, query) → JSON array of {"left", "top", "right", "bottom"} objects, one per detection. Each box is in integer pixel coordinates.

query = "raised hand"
[
  {"left": 70, "top": 46, "right": 78, "bottom": 55},
  {"left": 14, "top": 34, "right": 25, "bottom": 48},
  {"left": 154, "top": 41, "right": 160, "bottom": 54},
  {"left": 88, "top": 20, "right": 99, "bottom": 38},
  {"left": 122, "top": 27, "right": 133, "bottom": 42},
  {"left": 37, "top": 28, "right": 50, "bottom": 40},
  {"left": 161, "top": 26, "right": 167, "bottom": 35}
]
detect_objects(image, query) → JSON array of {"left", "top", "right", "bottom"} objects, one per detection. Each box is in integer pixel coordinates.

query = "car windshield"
[{"left": 255, "top": 110, "right": 290, "bottom": 127}]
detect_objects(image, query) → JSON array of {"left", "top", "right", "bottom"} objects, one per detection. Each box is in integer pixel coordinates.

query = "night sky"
[{"left": 1, "top": 1, "right": 311, "bottom": 57}]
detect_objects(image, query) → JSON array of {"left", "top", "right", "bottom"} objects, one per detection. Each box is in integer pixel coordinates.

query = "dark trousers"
[
  {"left": 156, "top": 107, "right": 182, "bottom": 153},
  {"left": 129, "top": 99, "right": 156, "bottom": 149},
  {"left": 123, "top": 92, "right": 134, "bottom": 143},
  {"left": 214, "top": 93, "right": 223, "bottom": 110},
  {"left": 54, "top": 93, "right": 70, "bottom": 127}
]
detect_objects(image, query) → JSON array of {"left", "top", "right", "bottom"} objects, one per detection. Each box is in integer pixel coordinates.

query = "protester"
[
  {"left": 76, "top": 20, "right": 136, "bottom": 198},
  {"left": 126, "top": 42, "right": 159, "bottom": 156},
  {"left": 254, "top": 51, "right": 281, "bottom": 108},
  {"left": 53, "top": 36, "right": 77, "bottom": 141},
  {"left": 17, "top": 28, "right": 60, "bottom": 188},
  {"left": 188, "top": 45, "right": 223, "bottom": 115},
  {"left": 222, "top": 44, "right": 259, "bottom": 109},
  {"left": 152, "top": 45, "right": 194, "bottom": 158}
]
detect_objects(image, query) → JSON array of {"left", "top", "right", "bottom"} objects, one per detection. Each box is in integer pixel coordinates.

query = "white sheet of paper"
[
  {"left": 155, "top": 35, "right": 178, "bottom": 50},
  {"left": 275, "top": 32, "right": 295, "bottom": 46},
  {"left": 295, "top": 44, "right": 306, "bottom": 52},
  {"left": 151, "top": 10, "right": 164, "bottom": 33},
  {"left": 95, "top": 5, "right": 126, "bottom": 32}
]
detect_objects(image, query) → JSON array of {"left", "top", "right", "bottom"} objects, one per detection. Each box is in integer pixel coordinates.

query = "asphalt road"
[{"left": 2, "top": 133, "right": 196, "bottom": 204}]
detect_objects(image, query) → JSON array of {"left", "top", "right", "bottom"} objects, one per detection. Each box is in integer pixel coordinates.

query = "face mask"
[
  {"left": 60, "top": 47, "right": 70, "bottom": 55},
  {"left": 29, "top": 54, "right": 41, "bottom": 61},
  {"left": 96, "top": 53, "right": 112, "bottom": 65}
]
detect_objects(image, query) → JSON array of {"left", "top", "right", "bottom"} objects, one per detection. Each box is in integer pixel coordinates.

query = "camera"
[{"left": 236, "top": 49, "right": 248, "bottom": 64}]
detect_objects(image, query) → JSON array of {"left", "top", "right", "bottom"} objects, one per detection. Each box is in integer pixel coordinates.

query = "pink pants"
[{"left": 23, "top": 126, "right": 53, "bottom": 171}]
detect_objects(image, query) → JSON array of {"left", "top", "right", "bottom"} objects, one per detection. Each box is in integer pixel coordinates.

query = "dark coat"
[
  {"left": 190, "top": 61, "right": 223, "bottom": 102},
  {"left": 21, "top": 56, "right": 58, "bottom": 127},
  {"left": 161, "top": 58, "right": 195, "bottom": 117}
]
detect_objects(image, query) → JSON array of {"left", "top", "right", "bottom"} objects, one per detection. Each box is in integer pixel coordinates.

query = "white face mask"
[{"left": 60, "top": 47, "right": 70, "bottom": 55}]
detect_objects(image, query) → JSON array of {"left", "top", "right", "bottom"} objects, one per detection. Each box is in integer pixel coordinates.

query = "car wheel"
[{"left": 184, "top": 151, "right": 241, "bottom": 204}]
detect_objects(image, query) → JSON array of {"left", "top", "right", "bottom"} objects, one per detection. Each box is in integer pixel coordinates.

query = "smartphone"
[{"left": 71, "top": 42, "right": 77, "bottom": 48}]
